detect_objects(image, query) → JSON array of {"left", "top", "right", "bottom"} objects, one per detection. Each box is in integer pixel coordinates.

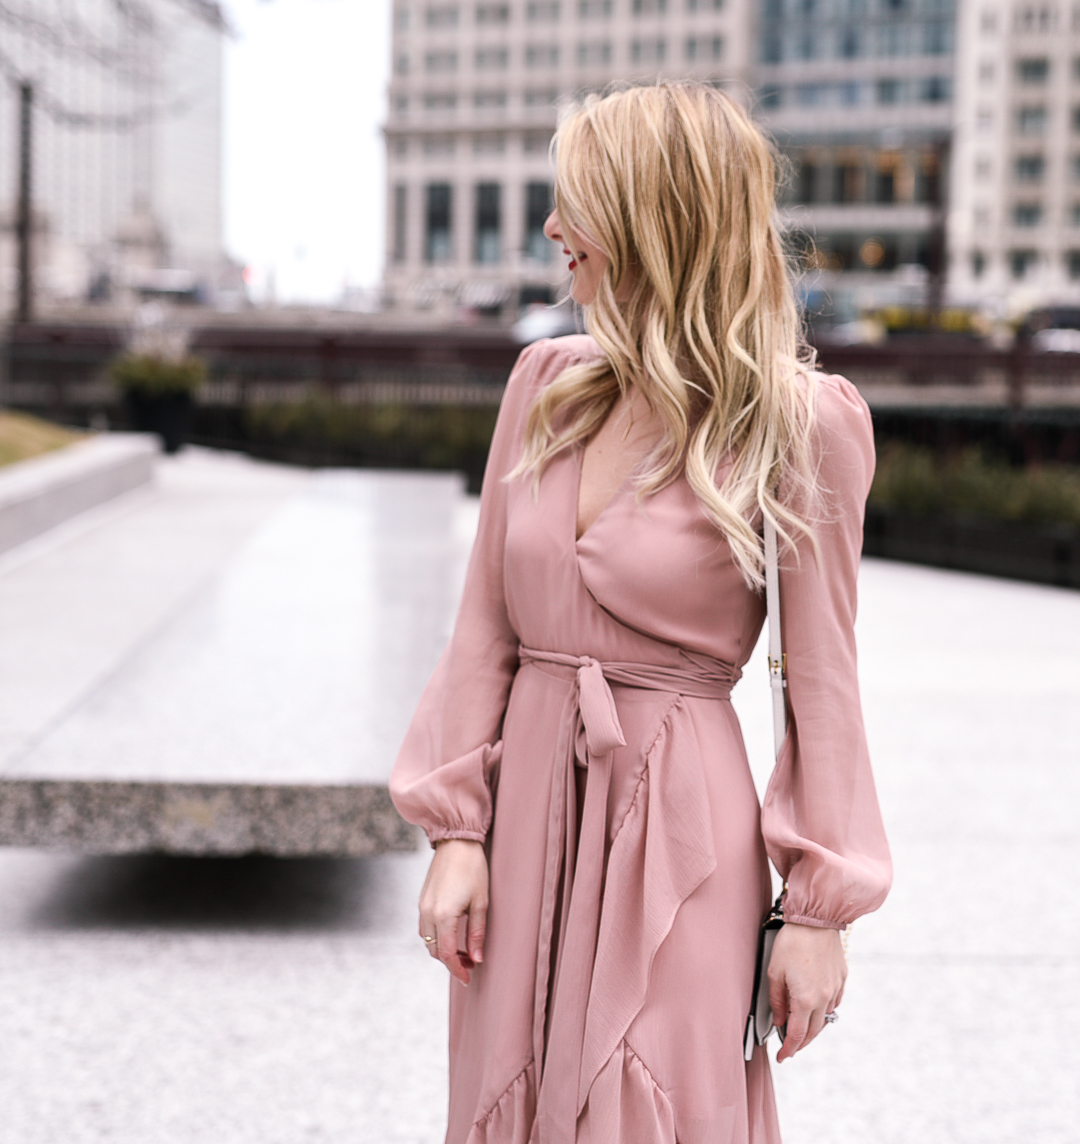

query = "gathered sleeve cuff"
[
  {"left": 760, "top": 373, "right": 893, "bottom": 929},
  {"left": 389, "top": 337, "right": 602, "bottom": 847}
]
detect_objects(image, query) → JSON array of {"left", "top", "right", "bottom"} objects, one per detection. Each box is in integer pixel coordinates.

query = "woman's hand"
[
  {"left": 767, "top": 922, "right": 847, "bottom": 1062},
  {"left": 418, "top": 839, "right": 489, "bottom": 985}
]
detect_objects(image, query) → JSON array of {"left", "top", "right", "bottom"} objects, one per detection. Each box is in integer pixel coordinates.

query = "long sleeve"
[
  {"left": 760, "top": 373, "right": 892, "bottom": 928},
  {"left": 389, "top": 337, "right": 594, "bottom": 845}
]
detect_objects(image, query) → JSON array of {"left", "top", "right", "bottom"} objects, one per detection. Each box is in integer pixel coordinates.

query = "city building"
[
  {"left": 751, "top": 0, "right": 956, "bottom": 320},
  {"left": 382, "top": 0, "right": 749, "bottom": 317},
  {"left": 948, "top": 0, "right": 1080, "bottom": 311},
  {"left": 0, "top": 0, "right": 227, "bottom": 313}
]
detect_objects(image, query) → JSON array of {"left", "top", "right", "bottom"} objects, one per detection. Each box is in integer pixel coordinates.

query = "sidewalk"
[{"left": 0, "top": 451, "right": 1077, "bottom": 1143}]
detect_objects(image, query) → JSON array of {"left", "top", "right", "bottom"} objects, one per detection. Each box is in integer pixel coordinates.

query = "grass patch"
[
  {"left": 870, "top": 442, "right": 1080, "bottom": 528},
  {"left": 0, "top": 410, "right": 83, "bottom": 468}
]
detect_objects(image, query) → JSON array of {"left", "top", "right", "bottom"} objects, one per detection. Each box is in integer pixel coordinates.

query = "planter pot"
[
  {"left": 124, "top": 390, "right": 194, "bottom": 454},
  {"left": 863, "top": 505, "right": 1080, "bottom": 589}
]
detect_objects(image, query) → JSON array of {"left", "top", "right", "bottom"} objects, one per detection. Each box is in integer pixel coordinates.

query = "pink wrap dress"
[{"left": 390, "top": 336, "right": 892, "bottom": 1144}]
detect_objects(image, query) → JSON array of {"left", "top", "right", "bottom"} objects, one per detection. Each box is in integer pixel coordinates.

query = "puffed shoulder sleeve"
[
  {"left": 760, "top": 373, "right": 892, "bottom": 928},
  {"left": 389, "top": 338, "right": 578, "bottom": 846}
]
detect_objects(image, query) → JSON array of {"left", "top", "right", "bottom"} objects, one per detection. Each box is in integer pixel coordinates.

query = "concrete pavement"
[{"left": 0, "top": 449, "right": 1077, "bottom": 1142}]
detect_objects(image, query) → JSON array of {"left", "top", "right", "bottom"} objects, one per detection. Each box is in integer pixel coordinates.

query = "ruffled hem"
[
  {"left": 465, "top": 1062, "right": 537, "bottom": 1144},
  {"left": 577, "top": 1040, "right": 677, "bottom": 1143}
]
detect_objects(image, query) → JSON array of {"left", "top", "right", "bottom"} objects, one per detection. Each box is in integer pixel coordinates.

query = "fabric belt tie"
[{"left": 516, "top": 645, "right": 739, "bottom": 1143}]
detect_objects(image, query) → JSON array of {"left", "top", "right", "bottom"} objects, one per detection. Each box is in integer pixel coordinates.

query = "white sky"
[{"left": 219, "top": 0, "right": 390, "bottom": 304}]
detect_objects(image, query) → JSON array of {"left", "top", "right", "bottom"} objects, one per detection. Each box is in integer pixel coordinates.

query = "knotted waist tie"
[{"left": 516, "top": 645, "right": 740, "bottom": 1141}]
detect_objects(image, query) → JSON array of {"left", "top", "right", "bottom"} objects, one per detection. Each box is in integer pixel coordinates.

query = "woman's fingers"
[
  {"left": 417, "top": 839, "right": 489, "bottom": 985},
  {"left": 466, "top": 898, "right": 487, "bottom": 965}
]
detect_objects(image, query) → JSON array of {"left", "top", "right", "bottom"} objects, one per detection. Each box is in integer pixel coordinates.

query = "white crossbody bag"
[{"left": 743, "top": 518, "right": 788, "bottom": 1061}]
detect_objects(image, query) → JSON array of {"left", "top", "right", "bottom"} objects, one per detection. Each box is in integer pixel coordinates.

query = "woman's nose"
[{"left": 542, "top": 210, "right": 561, "bottom": 242}]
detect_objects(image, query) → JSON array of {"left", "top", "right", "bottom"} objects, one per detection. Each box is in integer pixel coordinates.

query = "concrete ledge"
[
  {"left": 0, "top": 433, "right": 157, "bottom": 556},
  {"left": 0, "top": 779, "right": 417, "bottom": 856}
]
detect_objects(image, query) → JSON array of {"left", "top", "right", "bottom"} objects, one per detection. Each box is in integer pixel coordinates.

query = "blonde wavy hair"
[{"left": 510, "top": 82, "right": 819, "bottom": 588}]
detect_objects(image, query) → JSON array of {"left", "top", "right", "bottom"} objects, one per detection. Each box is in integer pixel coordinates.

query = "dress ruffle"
[
  {"left": 465, "top": 1063, "right": 536, "bottom": 1144},
  {"left": 576, "top": 1041, "right": 677, "bottom": 1144}
]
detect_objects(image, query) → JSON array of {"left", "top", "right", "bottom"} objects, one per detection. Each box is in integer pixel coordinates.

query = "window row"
[
  {"left": 394, "top": 0, "right": 722, "bottom": 28},
  {"left": 1006, "top": 201, "right": 1080, "bottom": 226},
  {"left": 391, "top": 181, "right": 555, "bottom": 265},
  {"left": 969, "top": 248, "right": 1080, "bottom": 281},
  {"left": 790, "top": 231, "right": 938, "bottom": 272},
  {"left": 390, "top": 131, "right": 554, "bottom": 158},
  {"left": 398, "top": 36, "right": 724, "bottom": 73},
  {"left": 786, "top": 156, "right": 943, "bottom": 205},
  {"left": 761, "top": 20, "right": 953, "bottom": 62},
  {"left": 760, "top": 75, "right": 949, "bottom": 110},
  {"left": 763, "top": 0, "right": 953, "bottom": 17}
]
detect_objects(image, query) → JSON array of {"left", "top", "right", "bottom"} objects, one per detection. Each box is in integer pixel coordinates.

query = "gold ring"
[{"left": 423, "top": 935, "right": 436, "bottom": 944}]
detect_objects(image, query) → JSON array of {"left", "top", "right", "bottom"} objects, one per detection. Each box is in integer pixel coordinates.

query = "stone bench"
[{"left": 0, "top": 452, "right": 472, "bottom": 856}]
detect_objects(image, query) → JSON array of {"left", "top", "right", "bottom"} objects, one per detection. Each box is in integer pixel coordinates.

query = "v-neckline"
[{"left": 574, "top": 444, "right": 631, "bottom": 545}]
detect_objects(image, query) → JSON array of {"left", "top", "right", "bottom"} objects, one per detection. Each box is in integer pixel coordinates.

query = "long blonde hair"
[{"left": 511, "top": 82, "right": 819, "bottom": 588}]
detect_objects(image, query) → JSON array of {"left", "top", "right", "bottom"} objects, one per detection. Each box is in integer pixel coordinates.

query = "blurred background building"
[
  {"left": 382, "top": 0, "right": 747, "bottom": 318},
  {"left": 0, "top": 0, "right": 229, "bottom": 314},
  {"left": 383, "top": 0, "right": 1080, "bottom": 328}
]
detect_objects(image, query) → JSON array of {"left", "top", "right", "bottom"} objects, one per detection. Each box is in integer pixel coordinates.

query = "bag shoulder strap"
[{"left": 764, "top": 519, "right": 787, "bottom": 759}]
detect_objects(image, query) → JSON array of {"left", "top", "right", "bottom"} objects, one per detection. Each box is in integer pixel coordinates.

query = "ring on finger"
[
  {"left": 824, "top": 1011, "right": 838, "bottom": 1024},
  {"left": 423, "top": 934, "right": 436, "bottom": 944}
]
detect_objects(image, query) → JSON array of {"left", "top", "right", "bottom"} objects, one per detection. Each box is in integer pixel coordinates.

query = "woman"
[{"left": 390, "top": 83, "right": 891, "bottom": 1144}]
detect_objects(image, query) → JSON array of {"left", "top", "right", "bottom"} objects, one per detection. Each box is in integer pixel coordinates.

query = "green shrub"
[
  {"left": 244, "top": 392, "right": 499, "bottom": 472},
  {"left": 871, "top": 442, "right": 1080, "bottom": 527},
  {"left": 110, "top": 354, "right": 206, "bottom": 396}
]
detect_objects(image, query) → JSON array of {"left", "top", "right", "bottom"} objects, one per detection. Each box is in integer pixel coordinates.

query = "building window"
[
  {"left": 474, "top": 90, "right": 507, "bottom": 108},
  {"left": 393, "top": 185, "right": 408, "bottom": 262},
  {"left": 687, "top": 0, "right": 723, "bottom": 9},
  {"left": 839, "top": 28, "right": 860, "bottom": 57},
  {"left": 874, "top": 168, "right": 895, "bottom": 202},
  {"left": 978, "top": 60, "right": 994, "bottom": 82},
  {"left": 971, "top": 250, "right": 986, "bottom": 277},
  {"left": 393, "top": 137, "right": 409, "bottom": 157},
  {"left": 981, "top": 7, "right": 996, "bottom": 31},
  {"left": 422, "top": 134, "right": 456, "bottom": 156},
  {"left": 631, "top": 37, "right": 667, "bottom": 63},
  {"left": 423, "top": 92, "right": 458, "bottom": 110},
  {"left": 832, "top": 163, "right": 862, "bottom": 203},
  {"left": 426, "top": 5, "right": 459, "bottom": 27},
  {"left": 523, "top": 130, "right": 553, "bottom": 152},
  {"left": 475, "top": 183, "right": 501, "bottom": 264},
  {"left": 877, "top": 78, "right": 901, "bottom": 103},
  {"left": 396, "top": 54, "right": 410, "bottom": 75},
  {"left": 762, "top": 35, "right": 782, "bottom": 63},
  {"left": 578, "top": 40, "right": 613, "bottom": 65},
  {"left": 474, "top": 132, "right": 506, "bottom": 153},
  {"left": 476, "top": 2, "right": 510, "bottom": 21},
  {"left": 475, "top": 46, "right": 509, "bottom": 68},
  {"left": 924, "top": 21, "right": 951, "bottom": 53},
  {"left": 1071, "top": 154, "right": 1080, "bottom": 179},
  {"left": 1015, "top": 154, "right": 1045, "bottom": 181},
  {"left": 759, "top": 85, "right": 783, "bottom": 109},
  {"left": 797, "top": 32, "right": 816, "bottom": 60},
  {"left": 686, "top": 35, "right": 723, "bottom": 61},
  {"left": 394, "top": 94, "right": 409, "bottom": 114},
  {"left": 1073, "top": 56, "right": 1080, "bottom": 80},
  {"left": 525, "top": 43, "right": 560, "bottom": 66},
  {"left": 1068, "top": 250, "right": 1080, "bottom": 278},
  {"left": 525, "top": 181, "right": 553, "bottom": 261},
  {"left": 839, "top": 81, "right": 862, "bottom": 104},
  {"left": 426, "top": 50, "right": 459, "bottom": 73},
  {"left": 425, "top": 183, "right": 453, "bottom": 263},
  {"left": 632, "top": 0, "right": 668, "bottom": 11},
  {"left": 1070, "top": 203, "right": 1080, "bottom": 225},
  {"left": 975, "top": 156, "right": 992, "bottom": 179},
  {"left": 579, "top": 0, "right": 613, "bottom": 13},
  {"left": 524, "top": 88, "right": 558, "bottom": 105},
  {"left": 395, "top": 7, "right": 411, "bottom": 30},
  {"left": 1017, "top": 57, "right": 1050, "bottom": 82},
  {"left": 922, "top": 76, "right": 950, "bottom": 102},
  {"left": 526, "top": 0, "right": 560, "bottom": 18},
  {"left": 1009, "top": 249, "right": 1037, "bottom": 278},
  {"left": 796, "top": 82, "right": 826, "bottom": 106},
  {"left": 1018, "top": 106, "right": 1047, "bottom": 134},
  {"left": 793, "top": 161, "right": 815, "bottom": 203},
  {"left": 1012, "top": 202, "right": 1043, "bottom": 226}
]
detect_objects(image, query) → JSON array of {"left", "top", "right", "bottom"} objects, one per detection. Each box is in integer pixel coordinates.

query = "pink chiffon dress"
[{"left": 390, "top": 335, "right": 892, "bottom": 1144}]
